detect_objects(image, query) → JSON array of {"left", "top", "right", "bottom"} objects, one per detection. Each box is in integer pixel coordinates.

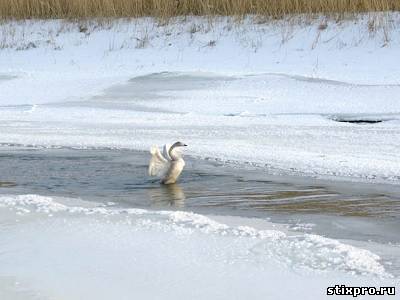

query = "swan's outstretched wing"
[
  {"left": 148, "top": 145, "right": 170, "bottom": 177},
  {"left": 163, "top": 143, "right": 172, "bottom": 161}
]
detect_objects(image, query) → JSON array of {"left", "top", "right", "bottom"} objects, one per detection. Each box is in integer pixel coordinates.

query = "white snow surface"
[
  {"left": 0, "top": 194, "right": 398, "bottom": 300},
  {"left": 1, "top": 15, "right": 400, "bottom": 182}
]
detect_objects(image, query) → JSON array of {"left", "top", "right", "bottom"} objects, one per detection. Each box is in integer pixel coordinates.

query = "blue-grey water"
[{"left": 1, "top": 145, "right": 399, "bottom": 246}]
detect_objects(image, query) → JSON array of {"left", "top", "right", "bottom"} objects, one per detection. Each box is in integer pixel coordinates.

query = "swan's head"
[{"left": 172, "top": 141, "right": 188, "bottom": 148}]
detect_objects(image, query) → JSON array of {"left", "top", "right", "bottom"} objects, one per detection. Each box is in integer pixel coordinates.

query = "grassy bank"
[{"left": 1, "top": 0, "right": 399, "bottom": 19}]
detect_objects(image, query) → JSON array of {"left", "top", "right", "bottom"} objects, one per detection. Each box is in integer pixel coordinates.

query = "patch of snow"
[
  {"left": 0, "top": 194, "right": 393, "bottom": 278},
  {"left": 0, "top": 194, "right": 398, "bottom": 299}
]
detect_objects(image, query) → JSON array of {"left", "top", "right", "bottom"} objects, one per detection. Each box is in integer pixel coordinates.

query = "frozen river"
[
  {"left": 1, "top": 147, "right": 400, "bottom": 243},
  {"left": 0, "top": 146, "right": 399, "bottom": 299},
  {"left": 1, "top": 16, "right": 400, "bottom": 299}
]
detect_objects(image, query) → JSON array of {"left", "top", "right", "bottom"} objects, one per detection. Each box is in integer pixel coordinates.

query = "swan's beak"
[{"left": 183, "top": 144, "right": 188, "bottom": 147}]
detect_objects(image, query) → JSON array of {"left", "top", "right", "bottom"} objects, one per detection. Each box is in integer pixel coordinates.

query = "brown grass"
[{"left": 1, "top": 0, "right": 399, "bottom": 19}]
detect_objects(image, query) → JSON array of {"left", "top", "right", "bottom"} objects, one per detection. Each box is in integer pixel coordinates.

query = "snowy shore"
[
  {"left": 0, "top": 193, "right": 398, "bottom": 300},
  {"left": 1, "top": 14, "right": 400, "bottom": 183}
]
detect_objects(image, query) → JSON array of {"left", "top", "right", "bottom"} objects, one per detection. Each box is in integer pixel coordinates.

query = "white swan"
[{"left": 148, "top": 141, "right": 187, "bottom": 184}]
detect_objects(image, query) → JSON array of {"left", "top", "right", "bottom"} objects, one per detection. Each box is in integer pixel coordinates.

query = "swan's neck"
[{"left": 169, "top": 146, "right": 182, "bottom": 161}]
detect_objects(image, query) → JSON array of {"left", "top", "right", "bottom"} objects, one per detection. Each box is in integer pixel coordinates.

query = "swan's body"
[{"left": 148, "top": 141, "right": 187, "bottom": 184}]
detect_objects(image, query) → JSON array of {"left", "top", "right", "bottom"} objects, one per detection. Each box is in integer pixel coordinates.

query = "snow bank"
[
  {"left": 0, "top": 194, "right": 397, "bottom": 300},
  {"left": 0, "top": 194, "right": 392, "bottom": 277}
]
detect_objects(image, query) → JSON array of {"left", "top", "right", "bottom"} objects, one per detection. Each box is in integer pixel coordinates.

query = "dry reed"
[{"left": 0, "top": 0, "right": 399, "bottom": 19}]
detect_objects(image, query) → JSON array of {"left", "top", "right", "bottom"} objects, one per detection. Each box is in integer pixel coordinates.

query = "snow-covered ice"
[{"left": 0, "top": 194, "right": 398, "bottom": 300}]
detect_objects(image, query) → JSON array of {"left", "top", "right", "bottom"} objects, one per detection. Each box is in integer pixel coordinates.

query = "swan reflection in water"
[{"left": 148, "top": 183, "right": 186, "bottom": 208}]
